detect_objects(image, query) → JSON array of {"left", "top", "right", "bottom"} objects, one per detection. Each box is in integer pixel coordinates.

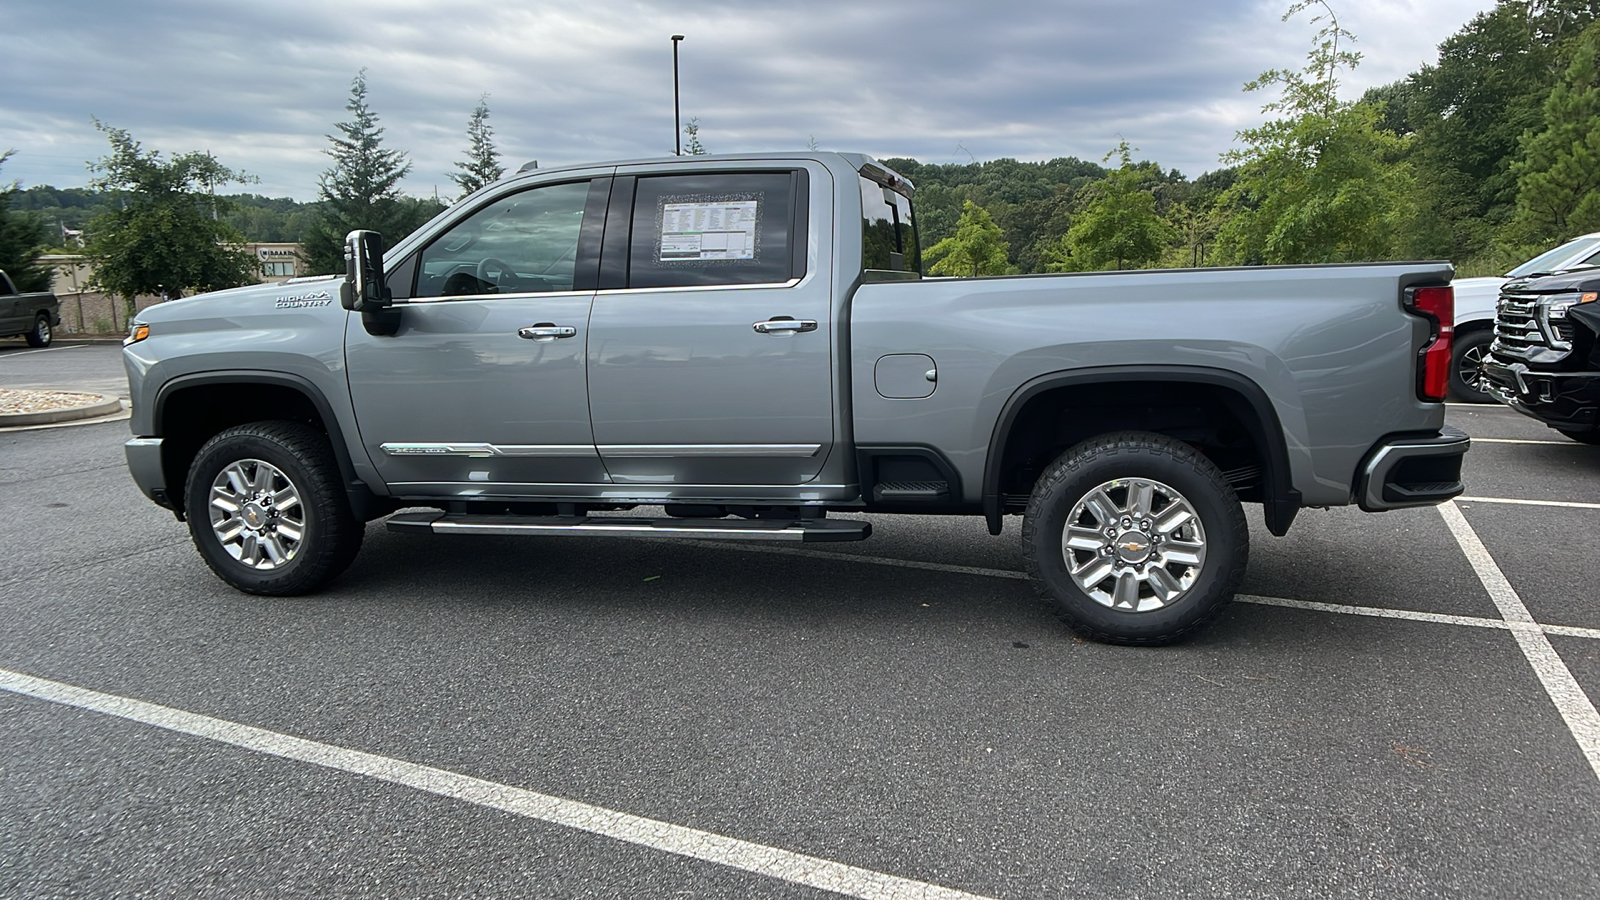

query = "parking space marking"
[
  {"left": 0, "top": 668, "right": 995, "bottom": 900},
  {"left": 1440, "top": 502, "right": 1600, "bottom": 782},
  {"left": 686, "top": 541, "right": 1600, "bottom": 639},
  {"left": 1239, "top": 594, "right": 1600, "bottom": 639},
  {"left": 0, "top": 344, "right": 88, "bottom": 359},
  {"left": 1471, "top": 438, "right": 1580, "bottom": 446},
  {"left": 1458, "top": 496, "right": 1600, "bottom": 510}
]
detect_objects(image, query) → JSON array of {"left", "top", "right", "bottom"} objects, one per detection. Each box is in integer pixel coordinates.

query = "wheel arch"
[
  {"left": 152, "top": 372, "right": 376, "bottom": 519},
  {"left": 982, "top": 366, "right": 1300, "bottom": 536}
]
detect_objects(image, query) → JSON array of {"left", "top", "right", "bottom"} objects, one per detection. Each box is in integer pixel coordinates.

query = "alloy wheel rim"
[
  {"left": 1460, "top": 344, "right": 1486, "bottom": 391},
  {"left": 1061, "top": 478, "right": 1207, "bottom": 612},
  {"left": 208, "top": 458, "right": 305, "bottom": 570}
]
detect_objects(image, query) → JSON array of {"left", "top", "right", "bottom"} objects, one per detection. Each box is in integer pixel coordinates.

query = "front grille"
[{"left": 1494, "top": 293, "right": 1545, "bottom": 356}]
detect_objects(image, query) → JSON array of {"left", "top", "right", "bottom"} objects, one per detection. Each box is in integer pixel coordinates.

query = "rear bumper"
[
  {"left": 1481, "top": 359, "right": 1600, "bottom": 430},
  {"left": 1356, "top": 426, "right": 1469, "bottom": 512}
]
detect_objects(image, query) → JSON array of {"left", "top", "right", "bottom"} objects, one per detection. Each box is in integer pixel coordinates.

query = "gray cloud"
[{"left": 2, "top": 0, "right": 1493, "bottom": 200}]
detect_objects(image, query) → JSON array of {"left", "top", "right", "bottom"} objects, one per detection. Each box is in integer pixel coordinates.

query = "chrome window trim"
[
  {"left": 594, "top": 277, "right": 803, "bottom": 297},
  {"left": 392, "top": 289, "right": 595, "bottom": 306}
]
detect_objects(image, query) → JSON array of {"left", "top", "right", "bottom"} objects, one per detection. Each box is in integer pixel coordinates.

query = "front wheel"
[
  {"left": 24, "top": 314, "right": 52, "bottom": 348},
  {"left": 1021, "top": 431, "right": 1248, "bottom": 645},
  {"left": 1448, "top": 330, "right": 1492, "bottom": 403},
  {"left": 184, "top": 421, "right": 364, "bottom": 595}
]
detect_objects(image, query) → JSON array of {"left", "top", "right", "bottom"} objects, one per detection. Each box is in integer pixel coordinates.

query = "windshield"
[{"left": 1507, "top": 235, "right": 1600, "bottom": 277}]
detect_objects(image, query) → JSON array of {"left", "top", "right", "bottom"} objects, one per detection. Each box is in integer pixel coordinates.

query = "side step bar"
[{"left": 386, "top": 512, "right": 871, "bottom": 543}]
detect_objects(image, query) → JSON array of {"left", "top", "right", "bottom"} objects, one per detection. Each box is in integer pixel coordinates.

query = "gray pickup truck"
[
  {"left": 122, "top": 152, "right": 1468, "bottom": 643},
  {"left": 0, "top": 269, "right": 60, "bottom": 347}
]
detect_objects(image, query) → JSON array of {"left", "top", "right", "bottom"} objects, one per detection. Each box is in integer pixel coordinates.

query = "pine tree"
[
  {"left": 303, "top": 71, "right": 426, "bottom": 274},
  {"left": 684, "top": 118, "right": 707, "bottom": 155},
  {"left": 0, "top": 150, "right": 51, "bottom": 292},
  {"left": 449, "top": 95, "right": 504, "bottom": 198},
  {"left": 1512, "top": 20, "right": 1600, "bottom": 240}
]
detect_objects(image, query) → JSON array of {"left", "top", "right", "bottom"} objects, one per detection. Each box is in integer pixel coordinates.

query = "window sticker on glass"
[{"left": 659, "top": 198, "right": 760, "bottom": 261}]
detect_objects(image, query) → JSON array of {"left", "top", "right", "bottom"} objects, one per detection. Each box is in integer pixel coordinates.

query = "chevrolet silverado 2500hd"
[{"left": 122, "top": 152, "right": 1469, "bottom": 644}]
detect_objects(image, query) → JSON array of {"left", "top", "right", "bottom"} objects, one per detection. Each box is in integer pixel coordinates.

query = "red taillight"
[{"left": 1407, "top": 285, "right": 1454, "bottom": 402}]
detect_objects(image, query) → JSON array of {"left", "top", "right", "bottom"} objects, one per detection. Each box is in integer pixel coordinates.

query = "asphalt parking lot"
[{"left": 2, "top": 342, "right": 1598, "bottom": 899}]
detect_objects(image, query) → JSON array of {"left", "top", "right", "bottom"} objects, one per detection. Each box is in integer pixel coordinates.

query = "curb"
[{"left": 0, "top": 394, "right": 124, "bottom": 427}]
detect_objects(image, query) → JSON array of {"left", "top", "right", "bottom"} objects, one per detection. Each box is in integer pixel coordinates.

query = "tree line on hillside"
[{"left": 5, "top": 1, "right": 1600, "bottom": 311}]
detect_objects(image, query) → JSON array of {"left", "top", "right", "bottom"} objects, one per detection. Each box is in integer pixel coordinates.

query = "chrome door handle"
[
  {"left": 518, "top": 324, "right": 577, "bottom": 341},
  {"left": 752, "top": 318, "right": 818, "bottom": 334}
]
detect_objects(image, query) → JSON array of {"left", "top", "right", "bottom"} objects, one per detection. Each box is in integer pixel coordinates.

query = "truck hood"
[
  {"left": 134, "top": 276, "right": 343, "bottom": 325},
  {"left": 1503, "top": 268, "right": 1600, "bottom": 294}
]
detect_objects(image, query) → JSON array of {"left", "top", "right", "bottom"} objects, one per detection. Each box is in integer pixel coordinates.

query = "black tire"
[
  {"left": 1021, "top": 431, "right": 1248, "bottom": 645},
  {"left": 1448, "top": 329, "right": 1493, "bottom": 403},
  {"left": 184, "top": 421, "right": 363, "bottom": 595},
  {"left": 1557, "top": 428, "right": 1600, "bottom": 445},
  {"left": 23, "top": 314, "right": 52, "bottom": 348}
]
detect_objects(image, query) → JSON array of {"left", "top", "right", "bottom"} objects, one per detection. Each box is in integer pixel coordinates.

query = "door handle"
[
  {"left": 752, "top": 318, "right": 818, "bottom": 335},
  {"left": 518, "top": 324, "right": 577, "bottom": 341}
]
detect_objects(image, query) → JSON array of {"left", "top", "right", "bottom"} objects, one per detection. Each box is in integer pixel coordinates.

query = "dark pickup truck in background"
[
  {"left": 1484, "top": 269, "right": 1600, "bottom": 443},
  {"left": 0, "top": 269, "right": 60, "bottom": 348}
]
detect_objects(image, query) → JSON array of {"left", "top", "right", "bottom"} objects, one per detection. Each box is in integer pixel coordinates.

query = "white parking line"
[
  {"left": 1439, "top": 502, "right": 1600, "bottom": 782},
  {"left": 1471, "top": 438, "right": 1578, "bottom": 446},
  {"left": 1458, "top": 496, "right": 1600, "bottom": 510},
  {"left": 699, "top": 540, "right": 1600, "bottom": 640},
  {"left": 0, "top": 344, "right": 87, "bottom": 358},
  {"left": 0, "top": 668, "right": 994, "bottom": 900}
]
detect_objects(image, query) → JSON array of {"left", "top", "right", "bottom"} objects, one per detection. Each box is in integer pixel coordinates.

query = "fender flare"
[
  {"left": 980, "top": 365, "right": 1301, "bottom": 536},
  {"left": 153, "top": 371, "right": 377, "bottom": 517}
]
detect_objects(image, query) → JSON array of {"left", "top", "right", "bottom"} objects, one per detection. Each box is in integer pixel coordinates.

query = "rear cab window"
[{"left": 859, "top": 163, "right": 920, "bottom": 280}]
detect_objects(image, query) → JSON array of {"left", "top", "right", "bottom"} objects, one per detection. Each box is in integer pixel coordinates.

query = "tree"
[
  {"left": 1512, "top": 19, "right": 1600, "bottom": 239},
  {"left": 83, "top": 124, "right": 258, "bottom": 316},
  {"left": 303, "top": 71, "right": 434, "bottom": 274},
  {"left": 449, "top": 95, "right": 504, "bottom": 198},
  {"left": 0, "top": 150, "right": 51, "bottom": 292},
  {"left": 683, "top": 118, "right": 707, "bottom": 155},
  {"left": 1214, "top": 1, "right": 1413, "bottom": 264},
  {"left": 1054, "top": 142, "right": 1173, "bottom": 271},
  {"left": 923, "top": 200, "right": 1010, "bottom": 276}
]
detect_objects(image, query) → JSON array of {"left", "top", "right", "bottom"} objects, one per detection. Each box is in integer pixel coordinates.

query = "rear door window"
[{"left": 626, "top": 172, "right": 800, "bottom": 289}]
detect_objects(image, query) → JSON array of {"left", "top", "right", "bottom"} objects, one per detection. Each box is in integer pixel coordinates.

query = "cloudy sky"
[{"left": 5, "top": 0, "right": 1494, "bottom": 201}]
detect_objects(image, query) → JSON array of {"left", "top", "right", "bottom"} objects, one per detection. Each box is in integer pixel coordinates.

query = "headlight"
[{"left": 1547, "top": 292, "right": 1597, "bottom": 319}]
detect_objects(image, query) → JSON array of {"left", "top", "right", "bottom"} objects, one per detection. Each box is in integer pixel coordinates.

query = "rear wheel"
[
  {"left": 1448, "top": 329, "right": 1492, "bottom": 403},
  {"left": 184, "top": 421, "right": 363, "bottom": 595},
  {"left": 1022, "top": 431, "right": 1248, "bottom": 645},
  {"left": 24, "top": 314, "right": 52, "bottom": 348}
]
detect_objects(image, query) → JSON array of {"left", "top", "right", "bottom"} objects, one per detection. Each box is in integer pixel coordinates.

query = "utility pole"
[{"left": 672, "top": 34, "right": 685, "bottom": 156}]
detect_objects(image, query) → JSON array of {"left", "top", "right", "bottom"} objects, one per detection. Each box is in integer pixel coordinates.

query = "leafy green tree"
[
  {"left": 449, "top": 95, "right": 504, "bottom": 198},
  {"left": 1398, "top": 1, "right": 1600, "bottom": 259},
  {"left": 0, "top": 151, "right": 51, "bottom": 292},
  {"left": 1053, "top": 142, "right": 1173, "bottom": 271},
  {"left": 83, "top": 124, "right": 258, "bottom": 316},
  {"left": 1215, "top": 1, "right": 1413, "bottom": 264},
  {"left": 1512, "top": 19, "right": 1600, "bottom": 239},
  {"left": 923, "top": 200, "right": 1010, "bottom": 276},
  {"left": 304, "top": 71, "right": 435, "bottom": 274}
]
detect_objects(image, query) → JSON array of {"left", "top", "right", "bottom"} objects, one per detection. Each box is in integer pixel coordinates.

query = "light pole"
[{"left": 671, "top": 34, "right": 685, "bottom": 156}]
